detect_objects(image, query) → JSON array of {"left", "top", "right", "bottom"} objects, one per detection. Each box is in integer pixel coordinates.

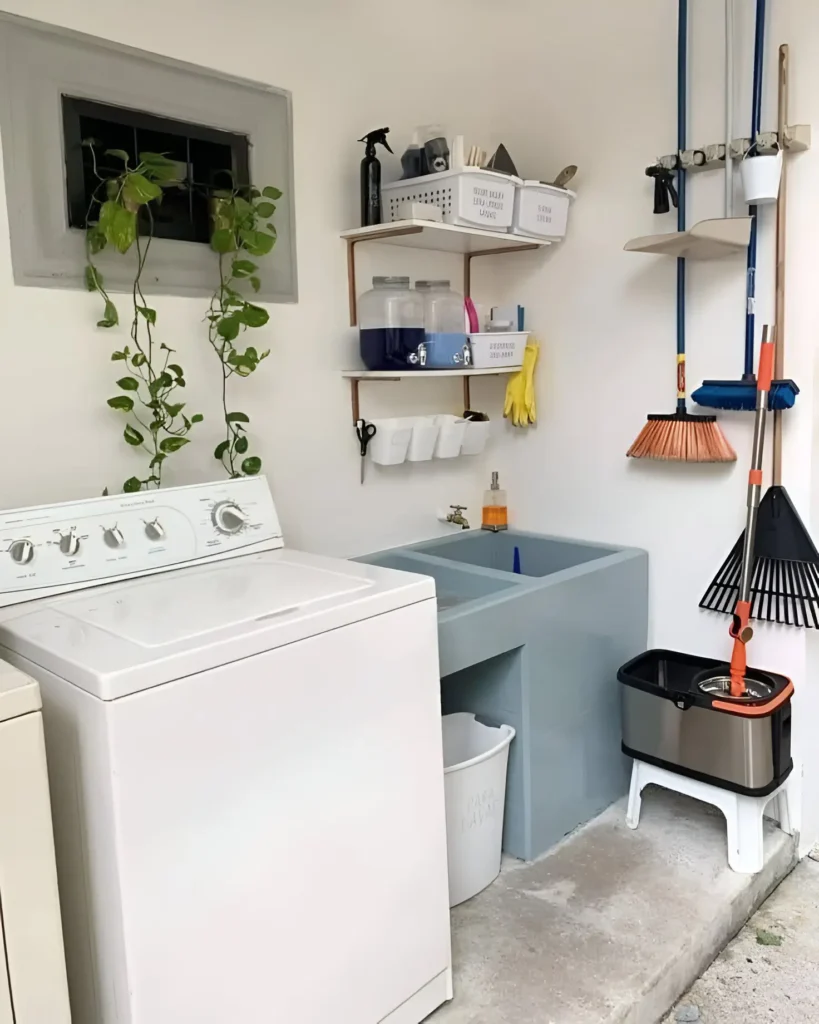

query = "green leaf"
[
  {"left": 249, "top": 276, "right": 261, "bottom": 293},
  {"left": 85, "top": 265, "right": 100, "bottom": 291},
  {"left": 241, "top": 456, "right": 262, "bottom": 475},
  {"left": 167, "top": 363, "right": 184, "bottom": 378},
  {"left": 239, "top": 304, "right": 269, "bottom": 328},
  {"left": 117, "top": 377, "right": 139, "bottom": 391},
  {"left": 159, "top": 436, "right": 190, "bottom": 454},
  {"left": 191, "top": 413, "right": 204, "bottom": 424},
  {"left": 211, "top": 228, "right": 236, "bottom": 254},
  {"left": 265, "top": 223, "right": 277, "bottom": 237},
  {"left": 239, "top": 228, "right": 275, "bottom": 257},
  {"left": 131, "top": 352, "right": 146, "bottom": 367},
  {"left": 231, "top": 259, "right": 257, "bottom": 278},
  {"left": 149, "top": 454, "right": 166, "bottom": 469},
  {"left": 123, "top": 424, "right": 144, "bottom": 446},
  {"left": 260, "top": 349, "right": 270, "bottom": 360},
  {"left": 99, "top": 201, "right": 137, "bottom": 254},
  {"left": 233, "top": 196, "right": 255, "bottom": 220},
  {"left": 255, "top": 201, "right": 276, "bottom": 218},
  {"left": 137, "top": 306, "right": 157, "bottom": 325},
  {"left": 138, "top": 152, "right": 180, "bottom": 183},
  {"left": 123, "top": 476, "right": 143, "bottom": 493},
  {"left": 86, "top": 228, "right": 107, "bottom": 255},
  {"left": 176, "top": 377, "right": 186, "bottom": 388},
  {"left": 262, "top": 186, "right": 283, "bottom": 200},
  {"left": 234, "top": 435, "right": 249, "bottom": 454},
  {"left": 246, "top": 346, "right": 258, "bottom": 361},
  {"left": 164, "top": 402, "right": 184, "bottom": 418},
  {"left": 250, "top": 188, "right": 262, "bottom": 199},
  {"left": 122, "top": 172, "right": 162, "bottom": 206},
  {"left": 107, "top": 395, "right": 134, "bottom": 411},
  {"left": 111, "top": 351, "right": 127, "bottom": 361},
  {"left": 214, "top": 440, "right": 230, "bottom": 460},
  {"left": 105, "top": 149, "right": 130, "bottom": 163},
  {"left": 217, "top": 315, "right": 242, "bottom": 342},
  {"left": 226, "top": 411, "right": 250, "bottom": 423}
]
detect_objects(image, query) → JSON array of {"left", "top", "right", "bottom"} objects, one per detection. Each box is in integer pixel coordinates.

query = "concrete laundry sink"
[{"left": 356, "top": 530, "right": 648, "bottom": 861}]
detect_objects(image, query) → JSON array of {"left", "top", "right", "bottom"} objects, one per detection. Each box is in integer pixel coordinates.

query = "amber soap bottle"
[{"left": 481, "top": 471, "right": 508, "bottom": 532}]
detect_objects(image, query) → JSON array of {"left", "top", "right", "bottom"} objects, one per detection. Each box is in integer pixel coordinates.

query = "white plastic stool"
[{"left": 626, "top": 760, "right": 793, "bottom": 874}]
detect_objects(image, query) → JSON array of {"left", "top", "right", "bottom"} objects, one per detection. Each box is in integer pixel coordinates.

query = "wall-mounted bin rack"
[
  {"left": 341, "top": 367, "right": 522, "bottom": 422},
  {"left": 341, "top": 220, "right": 548, "bottom": 326}
]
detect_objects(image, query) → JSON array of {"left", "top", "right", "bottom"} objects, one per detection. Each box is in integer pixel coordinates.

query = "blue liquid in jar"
[
  {"left": 424, "top": 332, "right": 468, "bottom": 368},
  {"left": 359, "top": 327, "right": 426, "bottom": 370}
]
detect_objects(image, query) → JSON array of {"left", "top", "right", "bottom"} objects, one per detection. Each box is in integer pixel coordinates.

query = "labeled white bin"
[
  {"left": 382, "top": 168, "right": 519, "bottom": 232},
  {"left": 442, "top": 713, "right": 516, "bottom": 907},
  {"left": 469, "top": 331, "right": 528, "bottom": 369},
  {"left": 511, "top": 181, "right": 575, "bottom": 240},
  {"left": 407, "top": 416, "right": 440, "bottom": 462}
]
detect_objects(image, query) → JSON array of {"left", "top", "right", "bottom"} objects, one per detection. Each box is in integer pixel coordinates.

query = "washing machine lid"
[{"left": 0, "top": 549, "right": 435, "bottom": 700}]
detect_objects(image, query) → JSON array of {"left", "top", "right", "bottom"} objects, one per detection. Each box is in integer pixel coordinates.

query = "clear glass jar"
[
  {"left": 358, "top": 277, "right": 425, "bottom": 370},
  {"left": 415, "top": 280, "right": 469, "bottom": 368}
]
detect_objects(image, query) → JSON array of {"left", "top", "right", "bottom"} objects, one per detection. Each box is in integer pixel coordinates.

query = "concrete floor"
[
  {"left": 663, "top": 857, "right": 819, "bottom": 1023},
  {"left": 427, "top": 787, "right": 796, "bottom": 1024}
]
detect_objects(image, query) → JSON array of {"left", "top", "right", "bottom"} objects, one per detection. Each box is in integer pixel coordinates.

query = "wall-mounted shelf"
[
  {"left": 624, "top": 217, "right": 752, "bottom": 261},
  {"left": 342, "top": 366, "right": 522, "bottom": 421},
  {"left": 341, "top": 220, "right": 547, "bottom": 325}
]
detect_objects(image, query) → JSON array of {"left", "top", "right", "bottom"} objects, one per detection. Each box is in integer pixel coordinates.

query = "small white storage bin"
[
  {"left": 511, "top": 181, "right": 575, "bottom": 240},
  {"left": 442, "top": 713, "right": 516, "bottom": 907},
  {"left": 369, "top": 419, "right": 413, "bottom": 466},
  {"left": 469, "top": 331, "right": 528, "bottom": 369},
  {"left": 382, "top": 169, "right": 519, "bottom": 232},
  {"left": 433, "top": 415, "right": 466, "bottom": 459},
  {"left": 460, "top": 419, "right": 490, "bottom": 456},
  {"left": 407, "top": 416, "right": 440, "bottom": 462}
]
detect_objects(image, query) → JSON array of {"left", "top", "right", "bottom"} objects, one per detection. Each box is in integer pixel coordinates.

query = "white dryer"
[
  {"left": 0, "top": 477, "right": 451, "bottom": 1024},
  {"left": 0, "top": 663, "right": 70, "bottom": 1023}
]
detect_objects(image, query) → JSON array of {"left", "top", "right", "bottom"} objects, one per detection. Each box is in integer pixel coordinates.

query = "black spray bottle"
[{"left": 358, "top": 128, "right": 393, "bottom": 226}]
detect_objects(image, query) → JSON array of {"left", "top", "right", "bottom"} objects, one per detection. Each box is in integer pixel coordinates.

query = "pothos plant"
[
  {"left": 84, "top": 145, "right": 203, "bottom": 493},
  {"left": 207, "top": 183, "right": 281, "bottom": 477}
]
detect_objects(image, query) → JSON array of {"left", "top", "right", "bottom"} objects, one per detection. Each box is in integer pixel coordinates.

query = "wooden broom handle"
[{"left": 773, "top": 43, "right": 789, "bottom": 486}]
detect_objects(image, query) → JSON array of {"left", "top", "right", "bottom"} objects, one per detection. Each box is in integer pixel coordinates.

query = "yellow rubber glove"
[{"left": 503, "top": 340, "right": 540, "bottom": 427}]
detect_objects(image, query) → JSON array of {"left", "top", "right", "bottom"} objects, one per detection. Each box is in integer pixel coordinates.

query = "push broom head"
[
  {"left": 701, "top": 485, "right": 819, "bottom": 627},
  {"left": 692, "top": 378, "right": 800, "bottom": 412},
  {"left": 627, "top": 410, "right": 737, "bottom": 463}
]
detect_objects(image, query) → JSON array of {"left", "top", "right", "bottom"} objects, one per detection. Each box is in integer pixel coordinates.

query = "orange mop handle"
[{"left": 729, "top": 334, "right": 774, "bottom": 696}]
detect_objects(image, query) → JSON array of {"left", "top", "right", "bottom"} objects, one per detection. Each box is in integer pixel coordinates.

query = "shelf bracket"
[{"left": 464, "top": 243, "right": 541, "bottom": 298}]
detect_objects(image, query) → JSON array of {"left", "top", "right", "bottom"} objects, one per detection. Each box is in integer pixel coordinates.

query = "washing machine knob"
[
  {"left": 212, "top": 502, "right": 248, "bottom": 535},
  {"left": 9, "top": 540, "right": 34, "bottom": 565},
  {"left": 103, "top": 526, "right": 125, "bottom": 549},
  {"left": 59, "top": 530, "right": 81, "bottom": 556},
  {"left": 145, "top": 519, "right": 165, "bottom": 542}
]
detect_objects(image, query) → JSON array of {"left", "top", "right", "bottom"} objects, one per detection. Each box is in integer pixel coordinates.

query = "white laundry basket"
[{"left": 442, "top": 713, "right": 515, "bottom": 907}]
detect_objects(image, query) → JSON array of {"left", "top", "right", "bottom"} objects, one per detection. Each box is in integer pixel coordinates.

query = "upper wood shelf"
[
  {"left": 624, "top": 217, "right": 753, "bottom": 260},
  {"left": 341, "top": 220, "right": 549, "bottom": 255}
]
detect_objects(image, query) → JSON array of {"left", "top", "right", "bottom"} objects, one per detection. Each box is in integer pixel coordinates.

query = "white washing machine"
[
  {"left": 0, "top": 662, "right": 71, "bottom": 1023},
  {"left": 0, "top": 477, "right": 452, "bottom": 1024}
]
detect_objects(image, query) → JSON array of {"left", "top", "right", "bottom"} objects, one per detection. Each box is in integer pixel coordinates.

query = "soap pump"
[
  {"left": 358, "top": 127, "right": 393, "bottom": 227},
  {"left": 482, "top": 471, "right": 508, "bottom": 532}
]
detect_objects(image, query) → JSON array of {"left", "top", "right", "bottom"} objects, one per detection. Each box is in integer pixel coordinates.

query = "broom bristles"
[{"left": 627, "top": 413, "right": 736, "bottom": 463}]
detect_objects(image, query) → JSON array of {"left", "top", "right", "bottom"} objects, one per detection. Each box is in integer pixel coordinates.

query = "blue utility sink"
[{"left": 356, "top": 529, "right": 648, "bottom": 861}]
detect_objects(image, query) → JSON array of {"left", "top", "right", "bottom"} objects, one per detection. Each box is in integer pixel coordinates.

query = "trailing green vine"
[
  {"left": 84, "top": 145, "right": 202, "bottom": 493},
  {"left": 207, "top": 184, "right": 281, "bottom": 477}
]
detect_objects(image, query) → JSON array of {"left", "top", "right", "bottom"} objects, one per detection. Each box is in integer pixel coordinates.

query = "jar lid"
[
  {"left": 415, "top": 280, "right": 451, "bottom": 289},
  {"left": 373, "top": 276, "right": 410, "bottom": 286}
]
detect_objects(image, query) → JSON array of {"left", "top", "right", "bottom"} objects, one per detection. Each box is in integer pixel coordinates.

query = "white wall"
[
  {"left": 0, "top": 0, "right": 514, "bottom": 554},
  {"left": 490, "top": 0, "right": 819, "bottom": 847},
  {"left": 2, "top": 0, "right": 819, "bottom": 846}
]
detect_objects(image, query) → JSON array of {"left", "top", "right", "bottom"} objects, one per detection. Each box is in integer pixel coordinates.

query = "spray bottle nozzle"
[{"left": 358, "top": 127, "right": 393, "bottom": 154}]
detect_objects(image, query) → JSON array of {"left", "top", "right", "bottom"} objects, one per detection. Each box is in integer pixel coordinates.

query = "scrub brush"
[{"left": 504, "top": 340, "right": 539, "bottom": 427}]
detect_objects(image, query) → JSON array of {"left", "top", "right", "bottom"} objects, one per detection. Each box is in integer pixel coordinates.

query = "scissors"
[{"left": 355, "top": 419, "right": 377, "bottom": 484}]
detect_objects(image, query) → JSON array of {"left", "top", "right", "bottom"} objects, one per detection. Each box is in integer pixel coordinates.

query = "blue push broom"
[{"left": 691, "top": 0, "right": 798, "bottom": 413}]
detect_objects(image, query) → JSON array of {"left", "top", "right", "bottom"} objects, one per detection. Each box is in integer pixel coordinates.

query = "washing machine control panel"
[{"left": 0, "top": 477, "right": 282, "bottom": 604}]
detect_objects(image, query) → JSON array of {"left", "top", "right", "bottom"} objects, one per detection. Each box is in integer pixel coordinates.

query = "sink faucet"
[{"left": 446, "top": 505, "right": 470, "bottom": 530}]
